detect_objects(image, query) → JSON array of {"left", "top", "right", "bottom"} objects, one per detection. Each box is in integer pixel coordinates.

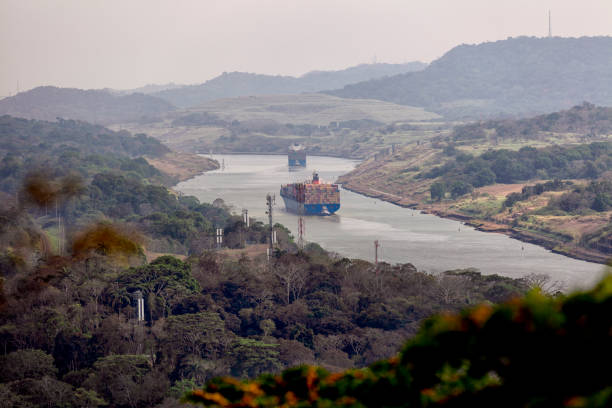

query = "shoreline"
[
  {"left": 339, "top": 183, "right": 609, "bottom": 265},
  {"left": 175, "top": 150, "right": 608, "bottom": 266},
  {"left": 195, "top": 151, "right": 366, "bottom": 161},
  {"left": 146, "top": 151, "right": 220, "bottom": 183}
]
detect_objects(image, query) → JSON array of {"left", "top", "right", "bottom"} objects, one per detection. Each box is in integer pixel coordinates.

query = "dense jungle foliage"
[
  {"left": 184, "top": 274, "right": 612, "bottom": 407},
  {"left": 0, "top": 116, "right": 250, "bottom": 255},
  {"left": 0, "top": 114, "right": 606, "bottom": 408},
  {"left": 0, "top": 116, "right": 172, "bottom": 191},
  {"left": 425, "top": 141, "right": 612, "bottom": 201},
  {"left": 0, "top": 245, "right": 530, "bottom": 407},
  {"left": 0, "top": 114, "right": 530, "bottom": 407}
]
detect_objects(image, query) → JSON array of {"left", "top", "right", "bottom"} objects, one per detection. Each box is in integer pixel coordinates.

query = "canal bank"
[
  {"left": 338, "top": 183, "right": 611, "bottom": 265},
  {"left": 176, "top": 154, "right": 606, "bottom": 289}
]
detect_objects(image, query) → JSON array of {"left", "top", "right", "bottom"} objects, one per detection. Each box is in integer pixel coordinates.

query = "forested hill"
[
  {"left": 327, "top": 36, "right": 612, "bottom": 119},
  {"left": 0, "top": 114, "right": 227, "bottom": 256},
  {"left": 0, "top": 86, "right": 176, "bottom": 124},
  {"left": 451, "top": 102, "right": 612, "bottom": 141},
  {"left": 0, "top": 115, "right": 169, "bottom": 159},
  {"left": 152, "top": 62, "right": 427, "bottom": 108}
]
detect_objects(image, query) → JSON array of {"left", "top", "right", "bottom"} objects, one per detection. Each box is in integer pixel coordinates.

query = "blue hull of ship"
[
  {"left": 281, "top": 196, "right": 340, "bottom": 216},
  {"left": 288, "top": 158, "right": 306, "bottom": 167}
]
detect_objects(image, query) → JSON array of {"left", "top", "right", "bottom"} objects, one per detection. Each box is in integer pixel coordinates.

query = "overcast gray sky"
[{"left": 1, "top": 0, "right": 611, "bottom": 96}]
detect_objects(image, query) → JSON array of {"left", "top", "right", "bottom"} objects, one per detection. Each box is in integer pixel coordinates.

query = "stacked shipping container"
[{"left": 280, "top": 173, "right": 340, "bottom": 215}]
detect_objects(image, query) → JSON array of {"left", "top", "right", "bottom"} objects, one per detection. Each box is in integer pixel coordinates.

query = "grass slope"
[{"left": 113, "top": 93, "right": 441, "bottom": 158}]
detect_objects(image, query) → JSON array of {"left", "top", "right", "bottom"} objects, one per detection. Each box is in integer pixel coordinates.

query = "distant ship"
[
  {"left": 280, "top": 172, "right": 340, "bottom": 216},
  {"left": 288, "top": 143, "right": 306, "bottom": 167}
]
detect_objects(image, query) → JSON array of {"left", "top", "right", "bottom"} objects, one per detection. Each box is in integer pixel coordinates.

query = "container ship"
[
  {"left": 288, "top": 143, "right": 306, "bottom": 167},
  {"left": 280, "top": 172, "right": 340, "bottom": 215}
]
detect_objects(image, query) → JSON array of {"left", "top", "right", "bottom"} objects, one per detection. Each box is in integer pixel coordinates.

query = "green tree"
[
  {"left": 230, "top": 338, "right": 282, "bottom": 378},
  {"left": 110, "top": 256, "right": 200, "bottom": 320},
  {"left": 185, "top": 275, "right": 612, "bottom": 408},
  {"left": 72, "top": 387, "right": 108, "bottom": 408},
  {"left": 430, "top": 182, "right": 446, "bottom": 201},
  {"left": 449, "top": 180, "right": 474, "bottom": 199},
  {"left": 161, "top": 312, "right": 230, "bottom": 360},
  {"left": 84, "top": 354, "right": 165, "bottom": 408},
  {"left": 0, "top": 349, "right": 57, "bottom": 382}
]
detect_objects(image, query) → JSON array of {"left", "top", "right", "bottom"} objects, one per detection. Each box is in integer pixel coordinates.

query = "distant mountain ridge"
[
  {"left": 327, "top": 36, "right": 612, "bottom": 119},
  {"left": 0, "top": 86, "right": 175, "bottom": 124},
  {"left": 152, "top": 62, "right": 427, "bottom": 108},
  {"left": 108, "top": 83, "right": 185, "bottom": 95}
]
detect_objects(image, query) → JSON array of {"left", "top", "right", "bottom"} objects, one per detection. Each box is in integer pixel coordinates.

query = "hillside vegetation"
[
  {"left": 328, "top": 36, "right": 612, "bottom": 119},
  {"left": 0, "top": 114, "right": 539, "bottom": 408},
  {"left": 338, "top": 104, "right": 612, "bottom": 263},
  {"left": 0, "top": 86, "right": 176, "bottom": 125},
  {"left": 153, "top": 63, "right": 427, "bottom": 108},
  {"left": 0, "top": 116, "right": 222, "bottom": 256},
  {"left": 185, "top": 274, "right": 612, "bottom": 407},
  {"left": 451, "top": 102, "right": 612, "bottom": 142},
  {"left": 0, "top": 241, "right": 530, "bottom": 407},
  {"left": 114, "top": 93, "right": 441, "bottom": 159}
]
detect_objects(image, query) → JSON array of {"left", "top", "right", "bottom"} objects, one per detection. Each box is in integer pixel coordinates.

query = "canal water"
[{"left": 176, "top": 154, "right": 606, "bottom": 289}]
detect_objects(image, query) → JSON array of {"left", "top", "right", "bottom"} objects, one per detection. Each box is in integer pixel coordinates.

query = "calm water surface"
[{"left": 177, "top": 154, "right": 606, "bottom": 289}]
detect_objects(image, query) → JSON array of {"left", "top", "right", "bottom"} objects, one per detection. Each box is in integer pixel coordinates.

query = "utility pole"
[
  {"left": 134, "top": 290, "right": 145, "bottom": 322},
  {"left": 548, "top": 10, "right": 552, "bottom": 38},
  {"left": 298, "top": 216, "right": 305, "bottom": 250},
  {"left": 242, "top": 209, "right": 249, "bottom": 248},
  {"left": 242, "top": 209, "right": 249, "bottom": 228},
  {"left": 133, "top": 290, "right": 145, "bottom": 354},
  {"left": 374, "top": 240, "right": 379, "bottom": 264},
  {"left": 216, "top": 228, "right": 223, "bottom": 250},
  {"left": 266, "top": 194, "right": 275, "bottom": 259},
  {"left": 56, "top": 198, "right": 63, "bottom": 256}
]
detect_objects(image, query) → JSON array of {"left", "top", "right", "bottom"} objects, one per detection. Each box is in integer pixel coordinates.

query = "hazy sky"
[{"left": 1, "top": 0, "right": 611, "bottom": 96}]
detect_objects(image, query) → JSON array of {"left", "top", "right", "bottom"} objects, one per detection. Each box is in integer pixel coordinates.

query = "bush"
[
  {"left": 430, "top": 182, "right": 446, "bottom": 201},
  {"left": 184, "top": 275, "right": 612, "bottom": 407},
  {"left": 0, "top": 349, "right": 57, "bottom": 382}
]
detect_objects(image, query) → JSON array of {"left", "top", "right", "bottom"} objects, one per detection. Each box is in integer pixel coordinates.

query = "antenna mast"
[{"left": 548, "top": 10, "right": 552, "bottom": 38}]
